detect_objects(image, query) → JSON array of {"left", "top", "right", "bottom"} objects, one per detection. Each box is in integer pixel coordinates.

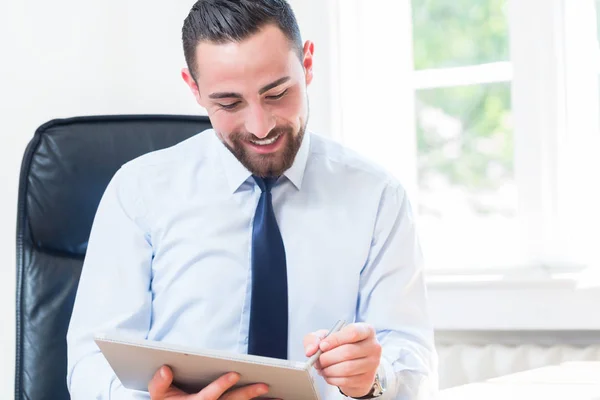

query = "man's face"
[{"left": 182, "top": 24, "right": 314, "bottom": 178}]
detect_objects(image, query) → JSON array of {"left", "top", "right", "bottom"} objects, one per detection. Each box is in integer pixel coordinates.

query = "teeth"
[{"left": 251, "top": 134, "right": 280, "bottom": 146}]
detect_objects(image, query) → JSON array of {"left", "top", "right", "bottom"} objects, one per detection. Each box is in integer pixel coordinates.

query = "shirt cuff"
[{"left": 377, "top": 355, "right": 398, "bottom": 400}]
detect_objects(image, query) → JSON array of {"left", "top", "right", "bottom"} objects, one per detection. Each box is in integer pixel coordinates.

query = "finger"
[
  {"left": 303, "top": 329, "right": 329, "bottom": 354},
  {"left": 148, "top": 366, "right": 174, "bottom": 398},
  {"left": 322, "top": 373, "right": 372, "bottom": 391},
  {"left": 303, "top": 329, "right": 329, "bottom": 356},
  {"left": 320, "top": 357, "right": 373, "bottom": 378},
  {"left": 224, "top": 383, "right": 269, "bottom": 399},
  {"left": 319, "top": 323, "right": 374, "bottom": 352},
  {"left": 198, "top": 372, "right": 240, "bottom": 399},
  {"left": 313, "top": 359, "right": 324, "bottom": 371},
  {"left": 317, "top": 343, "right": 364, "bottom": 369}
]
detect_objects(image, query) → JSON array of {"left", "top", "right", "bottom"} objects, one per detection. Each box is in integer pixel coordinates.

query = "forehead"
[{"left": 194, "top": 24, "right": 300, "bottom": 92}]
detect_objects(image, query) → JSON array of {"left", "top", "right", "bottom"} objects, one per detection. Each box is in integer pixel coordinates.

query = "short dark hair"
[{"left": 182, "top": 0, "right": 303, "bottom": 80}]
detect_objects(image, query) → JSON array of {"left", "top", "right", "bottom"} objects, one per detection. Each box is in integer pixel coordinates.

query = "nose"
[{"left": 244, "top": 103, "right": 276, "bottom": 139}]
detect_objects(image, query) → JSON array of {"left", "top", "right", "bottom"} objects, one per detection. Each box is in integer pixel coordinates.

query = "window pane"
[
  {"left": 416, "top": 83, "right": 520, "bottom": 269},
  {"left": 596, "top": 0, "right": 600, "bottom": 106},
  {"left": 412, "top": 0, "right": 510, "bottom": 70},
  {"left": 596, "top": 0, "right": 600, "bottom": 43}
]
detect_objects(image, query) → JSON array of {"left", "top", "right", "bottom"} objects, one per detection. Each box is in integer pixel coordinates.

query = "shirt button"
[{"left": 244, "top": 336, "right": 249, "bottom": 344}]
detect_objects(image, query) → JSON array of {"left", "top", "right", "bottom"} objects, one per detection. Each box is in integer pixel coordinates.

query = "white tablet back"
[{"left": 94, "top": 333, "right": 321, "bottom": 400}]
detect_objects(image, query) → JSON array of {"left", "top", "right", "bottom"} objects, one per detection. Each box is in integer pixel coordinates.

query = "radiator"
[{"left": 435, "top": 331, "right": 600, "bottom": 389}]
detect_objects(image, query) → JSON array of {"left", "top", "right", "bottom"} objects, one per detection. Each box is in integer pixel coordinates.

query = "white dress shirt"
[{"left": 66, "top": 129, "right": 438, "bottom": 399}]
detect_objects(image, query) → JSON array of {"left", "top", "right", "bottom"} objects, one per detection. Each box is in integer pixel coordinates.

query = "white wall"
[{"left": 0, "top": 1, "right": 334, "bottom": 398}]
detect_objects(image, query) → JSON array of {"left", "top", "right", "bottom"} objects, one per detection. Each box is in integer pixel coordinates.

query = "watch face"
[
  {"left": 372, "top": 383, "right": 383, "bottom": 396},
  {"left": 373, "top": 374, "right": 385, "bottom": 396}
]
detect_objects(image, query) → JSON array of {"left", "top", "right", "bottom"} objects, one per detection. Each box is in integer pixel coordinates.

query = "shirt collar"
[
  {"left": 282, "top": 130, "right": 310, "bottom": 190},
  {"left": 213, "top": 130, "right": 311, "bottom": 193},
  {"left": 213, "top": 130, "right": 252, "bottom": 194}
]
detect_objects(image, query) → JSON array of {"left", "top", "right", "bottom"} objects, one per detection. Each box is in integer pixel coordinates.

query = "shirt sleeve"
[
  {"left": 357, "top": 183, "right": 438, "bottom": 399},
  {"left": 66, "top": 165, "right": 153, "bottom": 400}
]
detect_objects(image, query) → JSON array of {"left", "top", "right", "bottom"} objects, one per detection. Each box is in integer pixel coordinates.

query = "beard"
[{"left": 220, "top": 122, "right": 306, "bottom": 178}]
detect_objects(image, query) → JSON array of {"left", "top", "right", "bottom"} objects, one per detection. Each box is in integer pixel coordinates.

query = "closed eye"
[
  {"left": 218, "top": 101, "right": 241, "bottom": 110},
  {"left": 266, "top": 89, "right": 288, "bottom": 100}
]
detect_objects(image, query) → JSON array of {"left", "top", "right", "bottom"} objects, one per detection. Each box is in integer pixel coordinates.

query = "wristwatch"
[{"left": 339, "top": 373, "right": 385, "bottom": 399}]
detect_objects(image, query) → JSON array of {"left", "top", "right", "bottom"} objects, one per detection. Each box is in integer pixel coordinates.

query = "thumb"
[
  {"left": 304, "top": 329, "right": 329, "bottom": 357},
  {"left": 148, "top": 365, "right": 173, "bottom": 398}
]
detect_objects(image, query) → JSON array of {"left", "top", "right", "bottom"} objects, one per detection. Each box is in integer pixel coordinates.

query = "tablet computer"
[{"left": 94, "top": 332, "right": 321, "bottom": 400}]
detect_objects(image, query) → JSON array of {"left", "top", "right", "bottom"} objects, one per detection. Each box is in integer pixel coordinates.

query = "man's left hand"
[{"left": 303, "top": 323, "right": 382, "bottom": 398}]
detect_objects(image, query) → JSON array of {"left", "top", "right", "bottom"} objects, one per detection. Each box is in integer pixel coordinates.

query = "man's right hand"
[{"left": 148, "top": 365, "right": 270, "bottom": 399}]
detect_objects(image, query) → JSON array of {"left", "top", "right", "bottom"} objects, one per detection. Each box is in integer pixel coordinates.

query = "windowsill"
[
  {"left": 424, "top": 266, "right": 600, "bottom": 331},
  {"left": 426, "top": 271, "right": 590, "bottom": 289}
]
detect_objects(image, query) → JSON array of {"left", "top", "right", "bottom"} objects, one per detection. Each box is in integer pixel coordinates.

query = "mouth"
[{"left": 245, "top": 133, "right": 285, "bottom": 154}]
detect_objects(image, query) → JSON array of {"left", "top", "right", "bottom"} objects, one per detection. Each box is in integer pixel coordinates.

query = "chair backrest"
[{"left": 15, "top": 115, "right": 213, "bottom": 400}]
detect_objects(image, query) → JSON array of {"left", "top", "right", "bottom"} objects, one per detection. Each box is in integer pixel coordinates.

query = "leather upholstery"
[{"left": 15, "top": 115, "right": 212, "bottom": 400}]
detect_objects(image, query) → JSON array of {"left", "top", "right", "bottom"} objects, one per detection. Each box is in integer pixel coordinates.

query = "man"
[{"left": 66, "top": 0, "right": 437, "bottom": 399}]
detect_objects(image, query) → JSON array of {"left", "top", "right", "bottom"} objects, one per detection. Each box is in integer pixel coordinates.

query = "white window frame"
[
  {"left": 413, "top": 62, "right": 512, "bottom": 89},
  {"left": 330, "top": 0, "right": 600, "bottom": 330},
  {"left": 413, "top": 0, "right": 600, "bottom": 271},
  {"left": 428, "top": 0, "right": 600, "bottom": 330}
]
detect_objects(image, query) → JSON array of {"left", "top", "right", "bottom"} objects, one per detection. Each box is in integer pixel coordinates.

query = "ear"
[
  {"left": 302, "top": 41, "right": 315, "bottom": 86},
  {"left": 181, "top": 68, "right": 204, "bottom": 107}
]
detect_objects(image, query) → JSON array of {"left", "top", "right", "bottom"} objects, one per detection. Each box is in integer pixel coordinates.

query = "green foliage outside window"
[{"left": 412, "top": 0, "right": 514, "bottom": 216}]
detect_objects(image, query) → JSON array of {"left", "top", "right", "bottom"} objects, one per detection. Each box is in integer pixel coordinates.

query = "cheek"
[
  {"left": 208, "top": 110, "right": 243, "bottom": 143},
  {"left": 277, "top": 93, "right": 307, "bottom": 124}
]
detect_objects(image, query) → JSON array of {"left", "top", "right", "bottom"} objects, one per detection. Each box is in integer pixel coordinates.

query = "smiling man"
[{"left": 66, "top": 1, "right": 437, "bottom": 399}]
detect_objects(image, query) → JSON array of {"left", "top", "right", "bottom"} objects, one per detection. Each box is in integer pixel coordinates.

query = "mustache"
[{"left": 233, "top": 126, "right": 293, "bottom": 142}]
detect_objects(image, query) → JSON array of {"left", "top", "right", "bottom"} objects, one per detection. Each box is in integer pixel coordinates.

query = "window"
[
  {"left": 596, "top": 0, "right": 600, "bottom": 116},
  {"left": 412, "top": 0, "right": 517, "bottom": 270},
  {"left": 332, "top": 0, "right": 600, "bottom": 274}
]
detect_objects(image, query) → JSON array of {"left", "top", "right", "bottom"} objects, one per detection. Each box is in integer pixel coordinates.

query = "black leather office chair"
[{"left": 15, "top": 114, "right": 213, "bottom": 400}]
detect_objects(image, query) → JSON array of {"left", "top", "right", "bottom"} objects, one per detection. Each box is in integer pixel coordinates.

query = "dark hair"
[{"left": 182, "top": 0, "right": 303, "bottom": 80}]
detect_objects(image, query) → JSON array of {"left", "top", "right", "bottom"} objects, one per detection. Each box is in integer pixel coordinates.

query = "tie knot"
[{"left": 253, "top": 176, "right": 278, "bottom": 193}]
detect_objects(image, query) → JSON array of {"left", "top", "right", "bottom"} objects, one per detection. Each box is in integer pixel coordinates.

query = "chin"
[
  {"left": 246, "top": 157, "right": 288, "bottom": 178},
  {"left": 221, "top": 122, "right": 306, "bottom": 178}
]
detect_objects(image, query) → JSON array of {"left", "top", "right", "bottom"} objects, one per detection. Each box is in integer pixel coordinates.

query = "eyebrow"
[
  {"left": 258, "top": 76, "right": 290, "bottom": 95},
  {"left": 208, "top": 76, "right": 291, "bottom": 100}
]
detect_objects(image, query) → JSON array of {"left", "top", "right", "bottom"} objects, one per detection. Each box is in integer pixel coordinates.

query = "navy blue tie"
[{"left": 247, "top": 176, "right": 288, "bottom": 359}]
